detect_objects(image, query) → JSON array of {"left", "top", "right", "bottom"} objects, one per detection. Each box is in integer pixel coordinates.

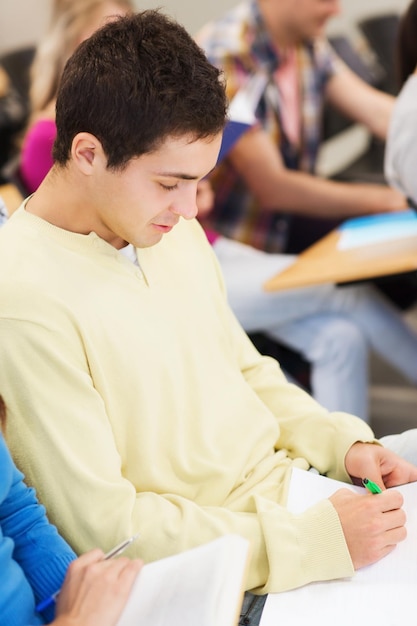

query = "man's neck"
[
  {"left": 26, "top": 172, "right": 79, "bottom": 229},
  {"left": 25, "top": 172, "right": 128, "bottom": 250}
]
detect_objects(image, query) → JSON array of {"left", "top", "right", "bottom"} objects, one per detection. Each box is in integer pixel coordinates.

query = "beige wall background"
[{"left": 0, "top": 0, "right": 411, "bottom": 55}]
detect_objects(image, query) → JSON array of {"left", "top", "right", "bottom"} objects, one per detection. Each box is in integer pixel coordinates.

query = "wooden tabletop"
[
  {"left": 264, "top": 228, "right": 417, "bottom": 292},
  {"left": 0, "top": 183, "right": 24, "bottom": 216}
]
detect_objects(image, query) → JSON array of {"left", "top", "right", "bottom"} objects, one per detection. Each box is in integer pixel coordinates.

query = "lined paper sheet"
[{"left": 260, "top": 468, "right": 417, "bottom": 626}]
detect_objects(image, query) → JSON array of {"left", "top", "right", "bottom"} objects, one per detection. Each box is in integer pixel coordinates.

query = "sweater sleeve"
[
  {"left": 0, "top": 437, "right": 76, "bottom": 619},
  {"left": 223, "top": 303, "right": 376, "bottom": 479},
  {"left": 184, "top": 220, "right": 376, "bottom": 479}
]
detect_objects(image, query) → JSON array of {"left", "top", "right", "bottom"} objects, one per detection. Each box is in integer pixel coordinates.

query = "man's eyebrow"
[{"left": 156, "top": 172, "right": 199, "bottom": 180}]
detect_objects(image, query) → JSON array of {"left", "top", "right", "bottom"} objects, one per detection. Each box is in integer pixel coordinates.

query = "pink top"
[
  {"left": 204, "top": 228, "right": 220, "bottom": 245},
  {"left": 19, "top": 118, "right": 57, "bottom": 194}
]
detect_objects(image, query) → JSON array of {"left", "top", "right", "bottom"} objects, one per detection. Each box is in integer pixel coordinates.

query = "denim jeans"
[
  {"left": 239, "top": 592, "right": 267, "bottom": 626},
  {"left": 213, "top": 236, "right": 417, "bottom": 422}
]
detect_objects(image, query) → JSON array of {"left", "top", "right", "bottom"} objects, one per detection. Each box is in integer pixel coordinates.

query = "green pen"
[{"left": 362, "top": 477, "right": 382, "bottom": 494}]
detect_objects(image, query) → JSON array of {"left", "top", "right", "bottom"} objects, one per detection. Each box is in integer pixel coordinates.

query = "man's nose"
[{"left": 170, "top": 191, "right": 199, "bottom": 220}]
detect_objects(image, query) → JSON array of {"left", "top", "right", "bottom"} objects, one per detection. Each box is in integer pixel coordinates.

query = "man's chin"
[
  {"left": 135, "top": 233, "right": 164, "bottom": 249},
  {"left": 303, "top": 21, "right": 329, "bottom": 41}
]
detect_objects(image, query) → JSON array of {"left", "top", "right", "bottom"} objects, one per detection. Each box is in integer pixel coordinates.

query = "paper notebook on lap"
[
  {"left": 259, "top": 468, "right": 417, "bottom": 626},
  {"left": 117, "top": 534, "right": 250, "bottom": 626}
]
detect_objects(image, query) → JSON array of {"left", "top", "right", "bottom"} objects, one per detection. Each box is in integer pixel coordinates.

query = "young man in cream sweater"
[{"left": 0, "top": 11, "right": 416, "bottom": 626}]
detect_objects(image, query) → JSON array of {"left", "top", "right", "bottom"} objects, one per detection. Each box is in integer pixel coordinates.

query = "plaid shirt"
[{"left": 196, "top": 0, "right": 343, "bottom": 253}]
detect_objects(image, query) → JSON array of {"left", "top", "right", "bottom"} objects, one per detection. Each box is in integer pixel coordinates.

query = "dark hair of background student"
[
  {"left": 0, "top": 396, "right": 5, "bottom": 431},
  {"left": 396, "top": 0, "right": 417, "bottom": 87}
]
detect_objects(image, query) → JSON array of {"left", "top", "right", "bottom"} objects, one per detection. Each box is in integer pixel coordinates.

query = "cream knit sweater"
[{"left": 0, "top": 207, "right": 374, "bottom": 593}]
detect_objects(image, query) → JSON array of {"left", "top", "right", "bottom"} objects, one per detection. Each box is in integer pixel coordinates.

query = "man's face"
[
  {"left": 273, "top": 0, "right": 341, "bottom": 44},
  {"left": 89, "top": 133, "right": 222, "bottom": 249}
]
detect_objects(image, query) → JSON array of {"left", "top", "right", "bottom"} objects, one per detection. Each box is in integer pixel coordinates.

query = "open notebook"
[
  {"left": 117, "top": 534, "right": 250, "bottom": 626},
  {"left": 260, "top": 468, "right": 417, "bottom": 626}
]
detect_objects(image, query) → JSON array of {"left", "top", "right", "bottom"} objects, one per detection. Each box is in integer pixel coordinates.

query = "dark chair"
[
  {"left": 323, "top": 34, "right": 384, "bottom": 141},
  {"left": 358, "top": 13, "right": 401, "bottom": 95},
  {"left": 249, "top": 332, "right": 311, "bottom": 393},
  {"left": 0, "top": 45, "right": 35, "bottom": 102},
  {"left": 0, "top": 46, "right": 35, "bottom": 172},
  {"left": 323, "top": 34, "right": 387, "bottom": 186}
]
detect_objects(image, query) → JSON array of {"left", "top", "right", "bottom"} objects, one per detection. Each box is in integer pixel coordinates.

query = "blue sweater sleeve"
[{"left": 0, "top": 438, "right": 76, "bottom": 620}]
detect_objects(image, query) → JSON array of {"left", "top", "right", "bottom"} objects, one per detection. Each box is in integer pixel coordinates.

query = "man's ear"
[{"left": 71, "top": 132, "right": 106, "bottom": 175}]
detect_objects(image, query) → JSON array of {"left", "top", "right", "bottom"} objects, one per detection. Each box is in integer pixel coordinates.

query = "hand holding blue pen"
[{"left": 36, "top": 533, "right": 140, "bottom": 613}]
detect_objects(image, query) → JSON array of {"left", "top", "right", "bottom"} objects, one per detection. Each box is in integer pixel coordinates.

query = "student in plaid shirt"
[
  {"left": 194, "top": 0, "right": 417, "bottom": 423},
  {"left": 196, "top": 0, "right": 406, "bottom": 254}
]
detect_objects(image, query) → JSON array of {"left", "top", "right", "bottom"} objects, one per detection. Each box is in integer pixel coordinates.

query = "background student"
[
  {"left": 19, "top": 0, "right": 133, "bottom": 195},
  {"left": 195, "top": 0, "right": 407, "bottom": 259}
]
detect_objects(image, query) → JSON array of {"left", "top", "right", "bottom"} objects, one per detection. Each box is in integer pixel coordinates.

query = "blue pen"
[{"left": 36, "top": 533, "right": 140, "bottom": 613}]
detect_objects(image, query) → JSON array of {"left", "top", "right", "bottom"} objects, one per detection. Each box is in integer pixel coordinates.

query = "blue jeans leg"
[{"left": 238, "top": 592, "right": 267, "bottom": 626}]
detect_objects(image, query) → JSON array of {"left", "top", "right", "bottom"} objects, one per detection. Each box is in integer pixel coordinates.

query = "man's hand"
[
  {"left": 329, "top": 441, "right": 417, "bottom": 569},
  {"left": 329, "top": 487, "right": 406, "bottom": 569},
  {"left": 345, "top": 442, "right": 417, "bottom": 490}
]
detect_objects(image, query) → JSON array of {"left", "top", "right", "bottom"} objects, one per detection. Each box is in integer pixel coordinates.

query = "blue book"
[{"left": 217, "top": 120, "right": 253, "bottom": 162}]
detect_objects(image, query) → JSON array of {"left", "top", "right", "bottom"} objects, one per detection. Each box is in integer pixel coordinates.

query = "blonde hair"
[{"left": 29, "top": 0, "right": 133, "bottom": 118}]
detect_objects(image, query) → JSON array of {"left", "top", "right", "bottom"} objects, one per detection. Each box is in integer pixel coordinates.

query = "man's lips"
[{"left": 152, "top": 223, "right": 176, "bottom": 233}]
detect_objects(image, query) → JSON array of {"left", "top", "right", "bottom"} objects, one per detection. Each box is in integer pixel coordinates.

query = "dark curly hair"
[{"left": 53, "top": 9, "right": 227, "bottom": 169}]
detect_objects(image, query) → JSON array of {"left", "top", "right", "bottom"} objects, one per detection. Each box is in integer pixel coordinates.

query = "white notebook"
[
  {"left": 117, "top": 534, "right": 250, "bottom": 626},
  {"left": 260, "top": 468, "right": 417, "bottom": 626}
]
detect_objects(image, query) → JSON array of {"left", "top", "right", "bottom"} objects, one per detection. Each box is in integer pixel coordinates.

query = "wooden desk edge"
[{"left": 264, "top": 230, "right": 417, "bottom": 291}]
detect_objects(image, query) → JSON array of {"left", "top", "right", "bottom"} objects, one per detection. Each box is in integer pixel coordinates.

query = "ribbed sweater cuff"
[
  {"left": 33, "top": 553, "right": 75, "bottom": 621},
  {"left": 261, "top": 498, "right": 353, "bottom": 593}
]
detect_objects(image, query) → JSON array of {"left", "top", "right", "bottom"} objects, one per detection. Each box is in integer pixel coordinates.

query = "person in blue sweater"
[{"left": 0, "top": 395, "right": 142, "bottom": 626}]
